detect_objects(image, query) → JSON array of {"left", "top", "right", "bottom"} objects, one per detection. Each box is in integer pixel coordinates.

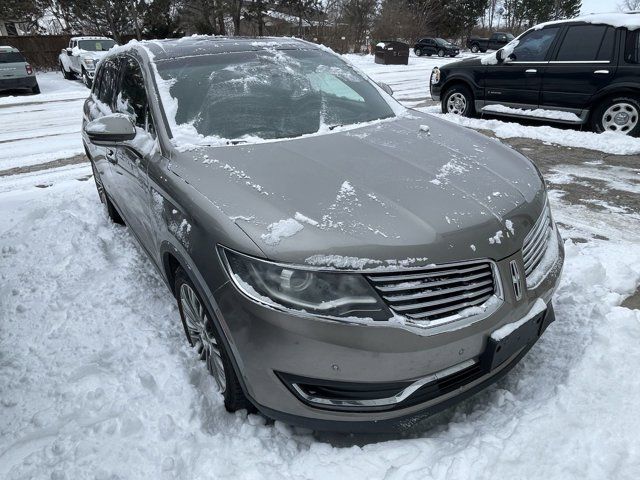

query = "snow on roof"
[
  {"left": 534, "top": 12, "right": 640, "bottom": 31},
  {"left": 265, "top": 10, "right": 320, "bottom": 27}
]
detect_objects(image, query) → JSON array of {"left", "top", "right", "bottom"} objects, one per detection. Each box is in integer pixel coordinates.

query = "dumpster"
[{"left": 374, "top": 41, "right": 409, "bottom": 65}]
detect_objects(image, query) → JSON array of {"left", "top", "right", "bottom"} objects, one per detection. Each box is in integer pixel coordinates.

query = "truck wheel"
[
  {"left": 470, "top": 44, "right": 480, "bottom": 53},
  {"left": 82, "top": 69, "right": 93, "bottom": 89},
  {"left": 59, "top": 61, "right": 75, "bottom": 80},
  {"left": 591, "top": 96, "right": 640, "bottom": 137},
  {"left": 442, "top": 85, "right": 475, "bottom": 117}
]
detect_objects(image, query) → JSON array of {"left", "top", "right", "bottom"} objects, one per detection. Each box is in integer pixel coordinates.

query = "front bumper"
[
  {"left": 430, "top": 80, "right": 442, "bottom": 102},
  {"left": 0, "top": 76, "right": 37, "bottom": 92},
  {"left": 214, "top": 236, "right": 564, "bottom": 432}
]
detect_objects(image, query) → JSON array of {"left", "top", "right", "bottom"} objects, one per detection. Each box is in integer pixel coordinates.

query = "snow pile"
[
  {"left": 260, "top": 218, "right": 304, "bottom": 245},
  {"left": 482, "top": 104, "right": 582, "bottom": 122},
  {"left": 421, "top": 107, "right": 640, "bottom": 155}
]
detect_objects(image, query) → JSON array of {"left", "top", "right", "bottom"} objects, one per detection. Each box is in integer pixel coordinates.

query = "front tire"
[
  {"left": 414, "top": 47, "right": 422, "bottom": 57},
  {"left": 82, "top": 69, "right": 92, "bottom": 89},
  {"left": 59, "top": 61, "right": 75, "bottom": 80},
  {"left": 174, "top": 267, "right": 253, "bottom": 413},
  {"left": 590, "top": 96, "right": 640, "bottom": 136},
  {"left": 438, "top": 49, "right": 445, "bottom": 57},
  {"left": 442, "top": 84, "right": 475, "bottom": 117},
  {"left": 470, "top": 44, "right": 480, "bottom": 53},
  {"left": 90, "top": 160, "right": 124, "bottom": 225}
]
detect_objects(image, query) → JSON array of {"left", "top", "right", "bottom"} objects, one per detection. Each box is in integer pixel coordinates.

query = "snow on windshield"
[{"left": 152, "top": 46, "right": 399, "bottom": 150}]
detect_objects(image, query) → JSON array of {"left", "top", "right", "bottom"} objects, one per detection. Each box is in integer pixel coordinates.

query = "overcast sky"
[{"left": 581, "top": 0, "right": 621, "bottom": 14}]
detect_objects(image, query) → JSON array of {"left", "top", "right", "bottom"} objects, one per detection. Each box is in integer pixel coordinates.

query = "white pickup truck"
[{"left": 58, "top": 36, "right": 117, "bottom": 88}]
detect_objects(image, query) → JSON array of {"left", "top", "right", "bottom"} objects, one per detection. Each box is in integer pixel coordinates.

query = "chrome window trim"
[
  {"left": 291, "top": 359, "right": 477, "bottom": 408},
  {"left": 548, "top": 60, "right": 610, "bottom": 64}
]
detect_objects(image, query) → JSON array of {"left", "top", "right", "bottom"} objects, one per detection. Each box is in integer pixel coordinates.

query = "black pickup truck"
[{"left": 466, "top": 32, "right": 514, "bottom": 53}]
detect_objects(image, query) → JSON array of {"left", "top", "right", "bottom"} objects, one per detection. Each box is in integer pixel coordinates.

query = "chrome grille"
[
  {"left": 522, "top": 204, "right": 552, "bottom": 279},
  {"left": 366, "top": 261, "right": 496, "bottom": 322}
]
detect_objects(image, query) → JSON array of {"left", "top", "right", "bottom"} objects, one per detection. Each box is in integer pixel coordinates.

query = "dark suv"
[
  {"left": 414, "top": 38, "right": 460, "bottom": 57},
  {"left": 430, "top": 13, "right": 640, "bottom": 136}
]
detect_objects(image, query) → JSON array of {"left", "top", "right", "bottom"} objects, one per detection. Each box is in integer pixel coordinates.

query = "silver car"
[
  {"left": 0, "top": 46, "right": 39, "bottom": 94},
  {"left": 82, "top": 37, "right": 564, "bottom": 432}
]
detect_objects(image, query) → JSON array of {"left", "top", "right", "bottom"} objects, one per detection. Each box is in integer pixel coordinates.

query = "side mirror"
[
  {"left": 84, "top": 114, "right": 136, "bottom": 145},
  {"left": 377, "top": 81, "right": 394, "bottom": 96},
  {"left": 66, "top": 48, "right": 73, "bottom": 56}
]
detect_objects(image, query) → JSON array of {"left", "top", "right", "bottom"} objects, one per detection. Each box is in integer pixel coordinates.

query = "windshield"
[
  {"left": 155, "top": 48, "right": 395, "bottom": 142},
  {"left": 506, "top": 34, "right": 515, "bottom": 40},
  {"left": 77, "top": 40, "right": 115, "bottom": 51},
  {"left": 0, "top": 52, "right": 24, "bottom": 63}
]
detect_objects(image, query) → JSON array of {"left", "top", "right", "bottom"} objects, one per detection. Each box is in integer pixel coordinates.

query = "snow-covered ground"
[
  {"left": 0, "top": 73, "right": 88, "bottom": 172},
  {"left": 1, "top": 61, "right": 640, "bottom": 479}
]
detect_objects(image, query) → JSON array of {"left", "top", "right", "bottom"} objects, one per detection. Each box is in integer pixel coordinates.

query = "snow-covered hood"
[
  {"left": 169, "top": 113, "right": 546, "bottom": 267},
  {"left": 82, "top": 50, "right": 111, "bottom": 61}
]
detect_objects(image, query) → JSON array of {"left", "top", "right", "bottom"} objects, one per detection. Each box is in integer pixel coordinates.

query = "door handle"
[
  {"left": 525, "top": 69, "right": 537, "bottom": 73},
  {"left": 106, "top": 148, "right": 117, "bottom": 164},
  {"left": 594, "top": 70, "right": 609, "bottom": 74}
]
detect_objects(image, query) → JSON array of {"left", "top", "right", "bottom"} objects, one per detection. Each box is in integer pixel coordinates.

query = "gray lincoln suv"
[{"left": 82, "top": 36, "right": 564, "bottom": 432}]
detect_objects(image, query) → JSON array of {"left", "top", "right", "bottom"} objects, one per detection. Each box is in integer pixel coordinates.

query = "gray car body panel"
[{"left": 82, "top": 37, "right": 563, "bottom": 431}]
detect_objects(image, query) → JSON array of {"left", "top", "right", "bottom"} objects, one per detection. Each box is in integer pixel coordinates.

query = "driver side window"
[
  {"left": 115, "top": 56, "right": 155, "bottom": 136},
  {"left": 510, "top": 27, "right": 560, "bottom": 62}
]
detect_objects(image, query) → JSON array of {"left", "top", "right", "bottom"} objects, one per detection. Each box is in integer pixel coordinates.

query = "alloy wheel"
[
  {"left": 180, "top": 283, "right": 227, "bottom": 393},
  {"left": 438, "top": 49, "right": 445, "bottom": 57},
  {"left": 601, "top": 102, "right": 639, "bottom": 134},
  {"left": 446, "top": 92, "right": 467, "bottom": 115}
]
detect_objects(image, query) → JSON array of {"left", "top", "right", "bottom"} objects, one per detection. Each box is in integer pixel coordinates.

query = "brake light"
[{"left": 25, "top": 64, "right": 33, "bottom": 75}]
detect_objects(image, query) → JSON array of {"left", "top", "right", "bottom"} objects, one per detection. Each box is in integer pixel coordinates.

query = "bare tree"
[{"left": 619, "top": 0, "right": 640, "bottom": 11}]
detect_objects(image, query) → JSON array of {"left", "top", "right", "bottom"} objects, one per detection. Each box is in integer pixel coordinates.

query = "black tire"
[
  {"left": 414, "top": 47, "right": 422, "bottom": 56},
  {"left": 82, "top": 69, "right": 92, "bottom": 89},
  {"left": 90, "top": 160, "right": 124, "bottom": 225},
  {"left": 31, "top": 83, "right": 40, "bottom": 94},
  {"left": 590, "top": 96, "right": 640, "bottom": 137},
  {"left": 441, "top": 84, "right": 475, "bottom": 117},
  {"left": 470, "top": 44, "right": 480, "bottom": 53},
  {"left": 438, "top": 49, "right": 445, "bottom": 57},
  {"left": 174, "top": 267, "right": 253, "bottom": 413},
  {"left": 59, "top": 61, "right": 75, "bottom": 80}
]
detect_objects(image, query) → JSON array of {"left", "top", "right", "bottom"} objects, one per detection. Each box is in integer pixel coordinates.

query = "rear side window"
[
  {"left": 510, "top": 27, "right": 560, "bottom": 62},
  {"left": 556, "top": 25, "right": 614, "bottom": 62},
  {"left": 624, "top": 30, "right": 640, "bottom": 64},
  {"left": 0, "top": 52, "right": 25, "bottom": 63}
]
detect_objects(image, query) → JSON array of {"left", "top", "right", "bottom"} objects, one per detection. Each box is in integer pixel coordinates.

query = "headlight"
[
  {"left": 431, "top": 67, "right": 440, "bottom": 85},
  {"left": 220, "top": 248, "right": 389, "bottom": 320},
  {"left": 82, "top": 58, "right": 95, "bottom": 68}
]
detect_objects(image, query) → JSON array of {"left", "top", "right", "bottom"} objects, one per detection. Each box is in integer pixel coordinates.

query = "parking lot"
[{"left": 1, "top": 55, "right": 639, "bottom": 479}]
